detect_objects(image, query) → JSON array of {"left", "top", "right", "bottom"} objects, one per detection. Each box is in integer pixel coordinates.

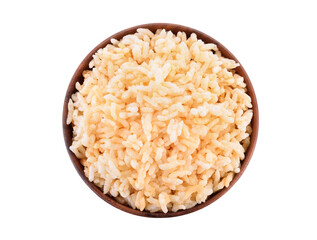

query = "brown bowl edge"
[{"left": 62, "top": 23, "right": 259, "bottom": 218}]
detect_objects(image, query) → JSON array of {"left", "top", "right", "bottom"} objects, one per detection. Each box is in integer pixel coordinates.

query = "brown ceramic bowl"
[{"left": 63, "top": 23, "right": 259, "bottom": 218}]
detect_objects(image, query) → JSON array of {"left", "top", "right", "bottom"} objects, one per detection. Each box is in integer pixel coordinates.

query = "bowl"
[{"left": 63, "top": 23, "right": 259, "bottom": 217}]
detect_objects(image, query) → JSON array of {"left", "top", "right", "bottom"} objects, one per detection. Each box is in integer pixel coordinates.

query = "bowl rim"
[{"left": 62, "top": 23, "right": 259, "bottom": 218}]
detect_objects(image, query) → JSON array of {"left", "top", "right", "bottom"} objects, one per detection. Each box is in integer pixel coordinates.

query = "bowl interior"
[{"left": 63, "top": 23, "right": 259, "bottom": 218}]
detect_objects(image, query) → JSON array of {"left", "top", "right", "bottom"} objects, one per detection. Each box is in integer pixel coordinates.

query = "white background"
[{"left": 1, "top": 0, "right": 316, "bottom": 239}]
